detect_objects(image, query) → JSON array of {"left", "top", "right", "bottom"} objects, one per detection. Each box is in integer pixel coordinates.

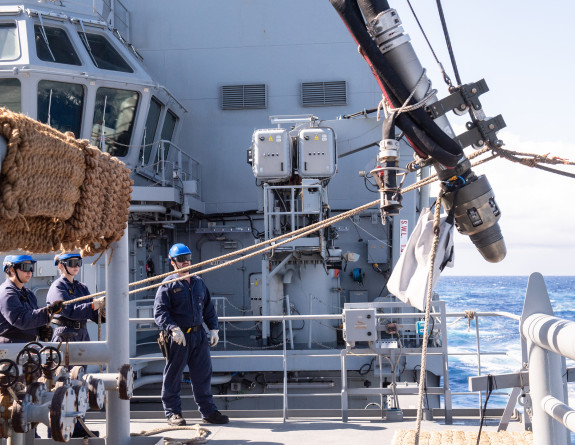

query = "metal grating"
[
  {"left": 221, "top": 84, "right": 267, "bottom": 110},
  {"left": 301, "top": 81, "right": 347, "bottom": 107}
]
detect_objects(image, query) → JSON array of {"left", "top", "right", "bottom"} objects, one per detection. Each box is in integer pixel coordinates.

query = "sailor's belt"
[
  {"left": 184, "top": 325, "right": 203, "bottom": 333},
  {"left": 52, "top": 319, "right": 87, "bottom": 330}
]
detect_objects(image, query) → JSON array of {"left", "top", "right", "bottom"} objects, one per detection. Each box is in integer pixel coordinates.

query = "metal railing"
[
  {"left": 129, "top": 305, "right": 521, "bottom": 421},
  {"left": 520, "top": 272, "right": 575, "bottom": 444},
  {"left": 135, "top": 139, "right": 201, "bottom": 193}
]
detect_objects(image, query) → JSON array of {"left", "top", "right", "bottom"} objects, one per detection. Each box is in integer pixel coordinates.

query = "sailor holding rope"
[{"left": 0, "top": 255, "right": 63, "bottom": 343}]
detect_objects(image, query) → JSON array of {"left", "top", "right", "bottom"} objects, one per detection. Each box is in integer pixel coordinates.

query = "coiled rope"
[
  {"left": 131, "top": 424, "right": 210, "bottom": 444},
  {"left": 0, "top": 109, "right": 133, "bottom": 255}
]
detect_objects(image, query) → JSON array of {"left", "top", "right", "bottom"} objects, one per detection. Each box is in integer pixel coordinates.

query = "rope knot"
[{"left": 464, "top": 310, "right": 475, "bottom": 331}]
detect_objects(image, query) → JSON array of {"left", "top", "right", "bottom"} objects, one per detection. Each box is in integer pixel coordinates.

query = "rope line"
[
  {"left": 414, "top": 190, "right": 444, "bottom": 445},
  {"left": 63, "top": 145, "right": 573, "bottom": 307}
]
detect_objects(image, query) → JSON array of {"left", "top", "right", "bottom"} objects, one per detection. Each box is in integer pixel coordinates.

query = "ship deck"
[{"left": 34, "top": 409, "right": 529, "bottom": 444}]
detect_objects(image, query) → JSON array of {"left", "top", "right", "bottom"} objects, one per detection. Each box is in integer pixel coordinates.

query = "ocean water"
[{"left": 434, "top": 275, "right": 575, "bottom": 409}]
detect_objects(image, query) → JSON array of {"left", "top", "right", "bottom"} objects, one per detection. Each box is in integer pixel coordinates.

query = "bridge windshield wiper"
[
  {"left": 78, "top": 19, "right": 99, "bottom": 68},
  {"left": 37, "top": 13, "right": 55, "bottom": 62}
]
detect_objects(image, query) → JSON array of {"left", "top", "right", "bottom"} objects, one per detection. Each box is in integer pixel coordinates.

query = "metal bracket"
[
  {"left": 456, "top": 115, "right": 506, "bottom": 149},
  {"left": 427, "top": 79, "right": 490, "bottom": 119}
]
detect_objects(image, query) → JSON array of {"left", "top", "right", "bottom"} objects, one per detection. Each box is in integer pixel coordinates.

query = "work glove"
[
  {"left": 171, "top": 327, "right": 186, "bottom": 346},
  {"left": 38, "top": 325, "right": 53, "bottom": 342},
  {"left": 47, "top": 301, "right": 64, "bottom": 315},
  {"left": 92, "top": 297, "right": 106, "bottom": 311},
  {"left": 209, "top": 329, "right": 219, "bottom": 347}
]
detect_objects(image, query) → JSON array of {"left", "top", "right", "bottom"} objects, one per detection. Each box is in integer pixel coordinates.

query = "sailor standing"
[
  {"left": 0, "top": 255, "right": 63, "bottom": 343},
  {"left": 154, "top": 243, "right": 229, "bottom": 426},
  {"left": 47, "top": 252, "right": 105, "bottom": 439},
  {"left": 47, "top": 253, "right": 105, "bottom": 342}
]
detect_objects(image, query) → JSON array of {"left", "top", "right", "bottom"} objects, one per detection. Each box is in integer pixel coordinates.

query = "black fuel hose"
[
  {"left": 357, "top": 0, "right": 390, "bottom": 21},
  {"left": 330, "top": 0, "right": 463, "bottom": 167}
]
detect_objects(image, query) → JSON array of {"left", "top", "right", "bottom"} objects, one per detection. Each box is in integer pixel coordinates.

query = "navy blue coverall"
[
  {"left": 154, "top": 274, "right": 218, "bottom": 419},
  {"left": 0, "top": 278, "right": 50, "bottom": 343},
  {"left": 47, "top": 275, "right": 101, "bottom": 342},
  {"left": 47, "top": 275, "right": 102, "bottom": 438}
]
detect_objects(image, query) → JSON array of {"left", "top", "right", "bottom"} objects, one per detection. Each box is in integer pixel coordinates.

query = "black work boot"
[
  {"left": 167, "top": 413, "right": 186, "bottom": 426},
  {"left": 202, "top": 410, "right": 229, "bottom": 424}
]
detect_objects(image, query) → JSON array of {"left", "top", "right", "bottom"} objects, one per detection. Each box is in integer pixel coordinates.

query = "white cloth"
[
  {"left": 209, "top": 329, "right": 219, "bottom": 347},
  {"left": 171, "top": 327, "right": 186, "bottom": 346},
  {"left": 387, "top": 207, "right": 454, "bottom": 311}
]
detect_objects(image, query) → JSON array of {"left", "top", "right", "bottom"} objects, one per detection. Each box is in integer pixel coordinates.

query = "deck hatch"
[
  {"left": 301, "top": 81, "right": 347, "bottom": 107},
  {"left": 221, "top": 84, "right": 267, "bottom": 110}
]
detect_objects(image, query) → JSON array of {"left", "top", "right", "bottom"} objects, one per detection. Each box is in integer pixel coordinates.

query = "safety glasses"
[
  {"left": 174, "top": 254, "right": 192, "bottom": 263},
  {"left": 62, "top": 258, "right": 82, "bottom": 268},
  {"left": 15, "top": 263, "right": 34, "bottom": 273}
]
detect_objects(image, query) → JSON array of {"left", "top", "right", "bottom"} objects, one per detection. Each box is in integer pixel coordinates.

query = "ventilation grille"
[
  {"left": 301, "top": 81, "right": 347, "bottom": 107},
  {"left": 221, "top": 84, "right": 267, "bottom": 110}
]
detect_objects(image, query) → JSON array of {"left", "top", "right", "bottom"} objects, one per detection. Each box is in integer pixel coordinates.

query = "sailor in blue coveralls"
[
  {"left": 47, "top": 253, "right": 105, "bottom": 343},
  {"left": 154, "top": 243, "right": 229, "bottom": 426},
  {"left": 47, "top": 252, "right": 105, "bottom": 438},
  {"left": 0, "top": 255, "right": 63, "bottom": 343}
]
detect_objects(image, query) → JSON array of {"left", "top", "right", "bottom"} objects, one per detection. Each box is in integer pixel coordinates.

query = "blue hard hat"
[
  {"left": 168, "top": 243, "right": 191, "bottom": 259},
  {"left": 3, "top": 255, "right": 36, "bottom": 272},
  {"left": 54, "top": 252, "right": 82, "bottom": 266}
]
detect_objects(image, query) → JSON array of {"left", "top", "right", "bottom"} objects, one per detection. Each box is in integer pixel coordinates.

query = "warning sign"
[{"left": 400, "top": 219, "right": 408, "bottom": 254}]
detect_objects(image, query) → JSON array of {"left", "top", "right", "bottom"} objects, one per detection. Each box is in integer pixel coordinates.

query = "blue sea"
[{"left": 435, "top": 275, "right": 575, "bottom": 409}]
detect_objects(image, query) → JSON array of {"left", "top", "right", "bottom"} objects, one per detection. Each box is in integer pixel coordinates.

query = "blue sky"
[{"left": 397, "top": 1, "right": 575, "bottom": 276}]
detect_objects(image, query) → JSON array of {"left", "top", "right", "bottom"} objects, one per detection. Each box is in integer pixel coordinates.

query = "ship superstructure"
[{"left": 1, "top": 2, "right": 561, "bottom": 444}]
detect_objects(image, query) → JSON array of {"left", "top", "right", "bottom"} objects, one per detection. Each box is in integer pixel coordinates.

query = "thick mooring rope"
[{"left": 0, "top": 109, "right": 133, "bottom": 255}]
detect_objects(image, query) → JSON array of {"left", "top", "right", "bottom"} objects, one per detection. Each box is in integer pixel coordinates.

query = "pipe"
[
  {"left": 129, "top": 205, "right": 167, "bottom": 213},
  {"left": 542, "top": 395, "right": 575, "bottom": 434},
  {"left": 133, "top": 373, "right": 233, "bottom": 389},
  {"left": 141, "top": 214, "right": 189, "bottom": 225},
  {"left": 105, "top": 231, "right": 130, "bottom": 445}
]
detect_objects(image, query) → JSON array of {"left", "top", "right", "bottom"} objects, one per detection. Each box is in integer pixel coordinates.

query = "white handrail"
[{"left": 520, "top": 272, "right": 572, "bottom": 445}]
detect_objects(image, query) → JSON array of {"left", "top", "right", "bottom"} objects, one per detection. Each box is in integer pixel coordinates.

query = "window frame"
[
  {"left": 33, "top": 23, "right": 82, "bottom": 66},
  {"left": 0, "top": 21, "right": 21, "bottom": 62}
]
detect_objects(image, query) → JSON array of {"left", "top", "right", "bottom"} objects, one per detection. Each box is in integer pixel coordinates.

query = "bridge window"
[
  {"left": 158, "top": 110, "right": 178, "bottom": 162},
  {"left": 0, "top": 23, "right": 20, "bottom": 61},
  {"left": 78, "top": 32, "right": 133, "bottom": 73},
  {"left": 0, "top": 78, "right": 21, "bottom": 112},
  {"left": 141, "top": 97, "right": 162, "bottom": 164},
  {"left": 37, "top": 80, "right": 84, "bottom": 138},
  {"left": 91, "top": 87, "right": 139, "bottom": 158},
  {"left": 34, "top": 25, "right": 81, "bottom": 66}
]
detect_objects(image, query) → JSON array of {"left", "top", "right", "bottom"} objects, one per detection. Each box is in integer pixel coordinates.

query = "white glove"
[
  {"left": 92, "top": 297, "right": 106, "bottom": 311},
  {"left": 171, "top": 327, "right": 186, "bottom": 346},
  {"left": 209, "top": 329, "right": 219, "bottom": 347}
]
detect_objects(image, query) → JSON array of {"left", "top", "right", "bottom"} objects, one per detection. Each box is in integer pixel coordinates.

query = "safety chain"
[{"left": 223, "top": 322, "right": 260, "bottom": 331}]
